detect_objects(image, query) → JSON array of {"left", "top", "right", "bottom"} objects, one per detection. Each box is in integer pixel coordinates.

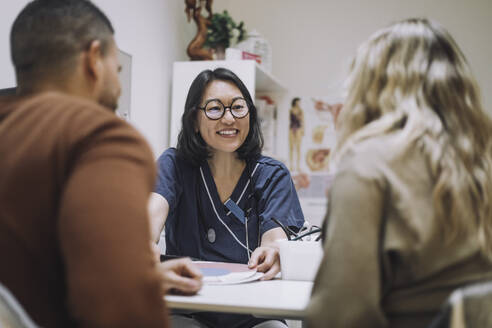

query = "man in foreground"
[{"left": 0, "top": 0, "right": 201, "bottom": 327}]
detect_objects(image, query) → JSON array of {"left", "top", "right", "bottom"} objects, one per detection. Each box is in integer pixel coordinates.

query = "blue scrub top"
[{"left": 155, "top": 148, "right": 305, "bottom": 264}]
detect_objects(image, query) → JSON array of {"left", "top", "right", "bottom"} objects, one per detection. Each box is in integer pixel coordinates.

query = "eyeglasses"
[{"left": 197, "top": 97, "right": 249, "bottom": 120}]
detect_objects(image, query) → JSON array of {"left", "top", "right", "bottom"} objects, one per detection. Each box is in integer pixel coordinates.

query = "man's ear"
[{"left": 84, "top": 40, "right": 104, "bottom": 82}]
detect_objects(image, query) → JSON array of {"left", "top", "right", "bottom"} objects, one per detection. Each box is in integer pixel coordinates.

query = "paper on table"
[{"left": 194, "top": 261, "right": 264, "bottom": 285}]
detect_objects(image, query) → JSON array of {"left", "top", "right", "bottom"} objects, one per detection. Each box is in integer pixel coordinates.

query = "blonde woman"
[{"left": 308, "top": 18, "right": 492, "bottom": 328}]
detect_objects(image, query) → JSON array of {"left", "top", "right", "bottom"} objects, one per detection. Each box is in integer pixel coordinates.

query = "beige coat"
[{"left": 307, "top": 134, "right": 492, "bottom": 328}]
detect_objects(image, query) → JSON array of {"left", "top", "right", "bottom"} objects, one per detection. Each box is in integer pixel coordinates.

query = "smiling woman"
[
  {"left": 196, "top": 80, "right": 250, "bottom": 155},
  {"left": 148, "top": 67, "right": 305, "bottom": 328}
]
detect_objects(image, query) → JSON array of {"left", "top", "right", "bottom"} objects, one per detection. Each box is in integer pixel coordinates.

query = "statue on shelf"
[{"left": 185, "top": 0, "right": 214, "bottom": 61}]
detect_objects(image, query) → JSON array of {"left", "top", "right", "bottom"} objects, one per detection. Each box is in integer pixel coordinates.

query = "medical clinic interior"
[{"left": 1, "top": 0, "right": 492, "bottom": 327}]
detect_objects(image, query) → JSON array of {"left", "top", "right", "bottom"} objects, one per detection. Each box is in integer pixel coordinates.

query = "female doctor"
[{"left": 149, "top": 68, "right": 304, "bottom": 328}]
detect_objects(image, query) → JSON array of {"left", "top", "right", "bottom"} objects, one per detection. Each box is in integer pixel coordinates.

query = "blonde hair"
[{"left": 336, "top": 18, "right": 492, "bottom": 259}]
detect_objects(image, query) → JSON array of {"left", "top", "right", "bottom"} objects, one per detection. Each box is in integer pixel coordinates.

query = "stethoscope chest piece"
[{"left": 207, "top": 228, "right": 216, "bottom": 243}]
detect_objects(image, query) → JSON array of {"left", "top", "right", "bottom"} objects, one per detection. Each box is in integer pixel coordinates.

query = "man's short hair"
[{"left": 11, "top": 0, "right": 114, "bottom": 82}]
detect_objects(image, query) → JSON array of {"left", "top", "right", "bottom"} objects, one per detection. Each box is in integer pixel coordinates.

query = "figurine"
[{"left": 185, "top": 0, "right": 214, "bottom": 61}]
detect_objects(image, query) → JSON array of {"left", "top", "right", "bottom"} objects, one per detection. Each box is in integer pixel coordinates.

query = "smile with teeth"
[{"left": 217, "top": 129, "right": 238, "bottom": 136}]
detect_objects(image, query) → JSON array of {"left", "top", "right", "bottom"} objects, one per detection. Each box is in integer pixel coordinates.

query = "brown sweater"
[
  {"left": 307, "top": 134, "right": 492, "bottom": 328},
  {"left": 0, "top": 93, "right": 169, "bottom": 327}
]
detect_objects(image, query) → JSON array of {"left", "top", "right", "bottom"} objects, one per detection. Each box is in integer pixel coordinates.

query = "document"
[{"left": 195, "top": 261, "right": 264, "bottom": 285}]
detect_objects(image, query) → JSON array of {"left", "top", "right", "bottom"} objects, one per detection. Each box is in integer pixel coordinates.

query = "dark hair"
[
  {"left": 291, "top": 97, "right": 300, "bottom": 107},
  {"left": 177, "top": 68, "right": 263, "bottom": 166},
  {"left": 11, "top": 0, "right": 114, "bottom": 83}
]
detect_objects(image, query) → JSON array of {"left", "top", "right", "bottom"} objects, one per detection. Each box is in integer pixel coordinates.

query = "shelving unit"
[
  {"left": 254, "top": 62, "right": 287, "bottom": 94},
  {"left": 169, "top": 60, "right": 288, "bottom": 154}
]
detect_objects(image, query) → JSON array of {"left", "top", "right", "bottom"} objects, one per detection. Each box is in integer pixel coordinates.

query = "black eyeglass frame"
[{"left": 197, "top": 97, "right": 250, "bottom": 120}]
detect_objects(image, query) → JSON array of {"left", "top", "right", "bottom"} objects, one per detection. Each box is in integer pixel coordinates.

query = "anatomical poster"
[{"left": 288, "top": 96, "right": 343, "bottom": 200}]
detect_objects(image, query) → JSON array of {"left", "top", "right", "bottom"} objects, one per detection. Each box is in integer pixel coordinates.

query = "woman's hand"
[
  {"left": 248, "top": 227, "right": 287, "bottom": 280},
  {"left": 247, "top": 246, "right": 280, "bottom": 280},
  {"left": 158, "top": 258, "right": 203, "bottom": 295}
]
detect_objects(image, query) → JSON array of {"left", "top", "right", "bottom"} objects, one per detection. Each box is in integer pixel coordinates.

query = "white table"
[{"left": 165, "top": 279, "right": 313, "bottom": 320}]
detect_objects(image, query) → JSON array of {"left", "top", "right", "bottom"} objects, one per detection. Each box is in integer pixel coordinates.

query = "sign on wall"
[
  {"left": 289, "top": 96, "right": 343, "bottom": 200},
  {"left": 116, "top": 49, "right": 132, "bottom": 122}
]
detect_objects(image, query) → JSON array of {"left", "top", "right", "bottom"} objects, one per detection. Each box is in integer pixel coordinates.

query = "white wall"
[
  {"left": 215, "top": 0, "right": 492, "bottom": 112},
  {"left": 0, "top": 0, "right": 193, "bottom": 156},
  {"left": 212, "top": 0, "right": 492, "bottom": 226},
  {"left": 2, "top": 1, "right": 490, "bottom": 152},
  {"left": 0, "top": 2, "right": 26, "bottom": 89},
  {"left": 94, "top": 0, "right": 192, "bottom": 155}
]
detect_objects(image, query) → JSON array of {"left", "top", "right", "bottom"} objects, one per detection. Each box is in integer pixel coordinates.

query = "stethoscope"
[{"left": 196, "top": 161, "right": 260, "bottom": 261}]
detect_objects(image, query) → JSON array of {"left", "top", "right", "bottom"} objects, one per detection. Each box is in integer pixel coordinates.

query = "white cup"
[{"left": 277, "top": 239, "right": 324, "bottom": 281}]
